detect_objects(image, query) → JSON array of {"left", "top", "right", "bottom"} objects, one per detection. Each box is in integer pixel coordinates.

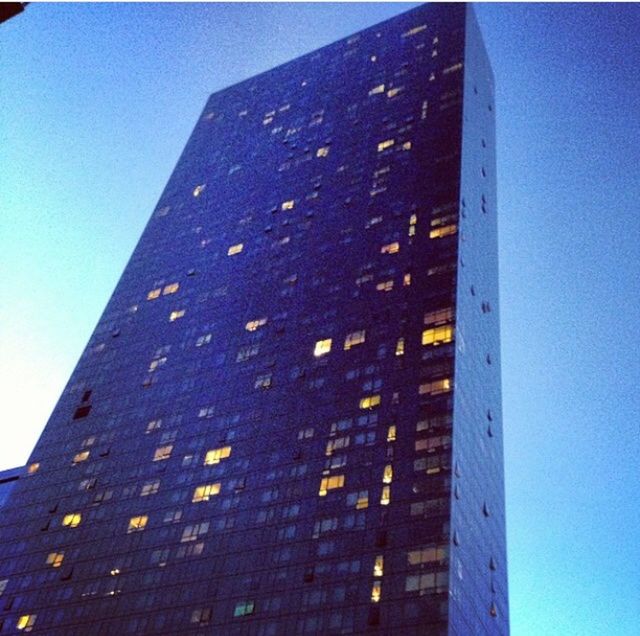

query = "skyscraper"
[{"left": 0, "top": 3, "right": 508, "bottom": 634}]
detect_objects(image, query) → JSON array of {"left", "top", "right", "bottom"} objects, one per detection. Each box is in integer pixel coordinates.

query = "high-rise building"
[
  {"left": 0, "top": 4, "right": 508, "bottom": 634},
  {"left": 0, "top": 468, "right": 24, "bottom": 511}
]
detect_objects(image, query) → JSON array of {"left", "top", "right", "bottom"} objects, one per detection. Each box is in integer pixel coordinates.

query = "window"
[
  {"left": 281, "top": 200, "right": 295, "bottom": 211},
  {"left": 254, "top": 373, "right": 272, "bottom": 389},
  {"left": 326, "top": 436, "right": 350, "bottom": 456},
  {"left": 46, "top": 552, "right": 64, "bottom": 568},
  {"left": 387, "top": 425, "right": 397, "bottom": 442},
  {"left": 27, "top": 462, "right": 40, "bottom": 474},
  {"left": 371, "top": 581, "right": 381, "bottom": 603},
  {"left": 402, "top": 24, "right": 427, "bottom": 37},
  {"left": 376, "top": 280, "right": 394, "bottom": 292},
  {"left": 72, "top": 450, "right": 89, "bottom": 464},
  {"left": 405, "top": 571, "right": 448, "bottom": 594},
  {"left": 368, "top": 83, "right": 385, "bottom": 95},
  {"left": 319, "top": 475, "right": 344, "bottom": 496},
  {"left": 316, "top": 146, "right": 330, "bottom": 158},
  {"left": 377, "top": 139, "right": 394, "bottom": 152},
  {"left": 429, "top": 225, "right": 457, "bottom": 239},
  {"left": 395, "top": 338, "right": 405, "bottom": 356},
  {"left": 237, "top": 344, "right": 259, "bottom": 362},
  {"left": 422, "top": 325, "right": 453, "bottom": 346},
  {"left": 153, "top": 445, "right": 173, "bottom": 461},
  {"left": 245, "top": 317, "right": 267, "bottom": 331},
  {"left": 383, "top": 464, "right": 393, "bottom": 484},
  {"left": 191, "top": 608, "right": 212, "bottom": 625},
  {"left": 140, "top": 480, "right": 160, "bottom": 496},
  {"left": 346, "top": 490, "right": 369, "bottom": 510},
  {"left": 402, "top": 141, "right": 412, "bottom": 151},
  {"left": 234, "top": 600, "right": 255, "bottom": 617},
  {"left": 227, "top": 243, "right": 244, "bottom": 256},
  {"left": 418, "top": 378, "right": 452, "bottom": 395},
  {"left": 387, "top": 87, "right": 402, "bottom": 98},
  {"left": 204, "top": 446, "right": 231, "bottom": 465},
  {"left": 127, "top": 515, "right": 148, "bottom": 533},
  {"left": 424, "top": 307, "right": 454, "bottom": 325},
  {"left": 193, "top": 184, "right": 206, "bottom": 197},
  {"left": 62, "top": 513, "right": 81, "bottom": 528},
  {"left": 169, "top": 309, "right": 185, "bottom": 322},
  {"left": 162, "top": 282, "right": 179, "bottom": 295},
  {"left": 408, "top": 546, "right": 447, "bottom": 565},
  {"left": 380, "top": 485, "right": 391, "bottom": 506},
  {"left": 0, "top": 579, "right": 7, "bottom": 595},
  {"left": 147, "top": 288, "right": 161, "bottom": 300},
  {"left": 374, "top": 555, "right": 384, "bottom": 577},
  {"left": 192, "top": 483, "right": 221, "bottom": 502},
  {"left": 380, "top": 242, "right": 399, "bottom": 254},
  {"left": 181, "top": 521, "right": 209, "bottom": 542},
  {"left": 16, "top": 615, "right": 37, "bottom": 632},
  {"left": 359, "top": 395, "right": 381, "bottom": 409},
  {"left": 344, "top": 330, "right": 366, "bottom": 350},
  {"left": 314, "top": 338, "right": 332, "bottom": 357}
]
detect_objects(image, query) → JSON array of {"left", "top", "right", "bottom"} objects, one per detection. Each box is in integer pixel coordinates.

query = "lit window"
[
  {"left": 281, "top": 200, "right": 295, "bottom": 211},
  {"left": 234, "top": 600, "right": 255, "bottom": 617},
  {"left": 380, "top": 242, "right": 399, "bottom": 254},
  {"left": 27, "top": 462, "right": 40, "bottom": 474},
  {"left": 387, "top": 87, "right": 402, "bottom": 98},
  {"left": 383, "top": 464, "right": 393, "bottom": 484},
  {"left": 193, "top": 184, "right": 206, "bottom": 197},
  {"left": 318, "top": 474, "right": 345, "bottom": 496},
  {"left": 181, "top": 521, "right": 209, "bottom": 542},
  {"left": 374, "top": 555, "right": 384, "bottom": 577},
  {"left": 316, "top": 146, "right": 330, "bottom": 158},
  {"left": 402, "top": 24, "right": 427, "bottom": 37},
  {"left": 371, "top": 581, "right": 382, "bottom": 603},
  {"left": 387, "top": 425, "right": 397, "bottom": 442},
  {"left": 72, "top": 450, "right": 89, "bottom": 464},
  {"left": 376, "top": 280, "right": 394, "bottom": 292},
  {"left": 408, "top": 546, "right": 447, "bottom": 565},
  {"left": 429, "top": 224, "right": 457, "bottom": 239},
  {"left": 236, "top": 344, "right": 259, "bottom": 362},
  {"left": 314, "top": 338, "right": 332, "bottom": 357},
  {"left": 162, "top": 282, "right": 179, "bottom": 295},
  {"left": 153, "top": 445, "right": 173, "bottom": 461},
  {"left": 422, "top": 325, "right": 454, "bottom": 346},
  {"left": 192, "top": 483, "right": 221, "bottom": 502},
  {"left": 169, "top": 309, "right": 185, "bottom": 322},
  {"left": 62, "top": 513, "right": 81, "bottom": 528},
  {"left": 418, "top": 378, "right": 452, "bottom": 395},
  {"left": 191, "top": 608, "right": 212, "bottom": 625},
  {"left": 380, "top": 485, "right": 391, "bottom": 505},
  {"left": 346, "top": 490, "right": 369, "bottom": 510},
  {"left": 377, "top": 139, "right": 395, "bottom": 152},
  {"left": 46, "top": 552, "right": 64, "bottom": 568},
  {"left": 424, "top": 307, "right": 453, "bottom": 326},
  {"left": 204, "top": 446, "right": 231, "bottom": 465},
  {"left": 146, "top": 419, "right": 162, "bottom": 433},
  {"left": 395, "top": 338, "right": 405, "bottom": 356},
  {"left": 368, "top": 83, "right": 385, "bottom": 96},
  {"left": 147, "top": 288, "right": 161, "bottom": 301},
  {"left": 245, "top": 317, "right": 267, "bottom": 331},
  {"left": 127, "top": 515, "right": 148, "bottom": 533},
  {"left": 140, "top": 480, "right": 160, "bottom": 496},
  {"left": 359, "top": 395, "right": 381, "bottom": 409},
  {"left": 254, "top": 373, "right": 272, "bottom": 389},
  {"left": 16, "top": 615, "right": 37, "bottom": 632},
  {"left": 227, "top": 243, "right": 244, "bottom": 256},
  {"left": 326, "top": 436, "right": 350, "bottom": 456},
  {"left": 344, "top": 330, "right": 366, "bottom": 350}
]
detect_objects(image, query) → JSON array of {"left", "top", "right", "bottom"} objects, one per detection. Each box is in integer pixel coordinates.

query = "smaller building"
[{"left": 0, "top": 467, "right": 24, "bottom": 509}]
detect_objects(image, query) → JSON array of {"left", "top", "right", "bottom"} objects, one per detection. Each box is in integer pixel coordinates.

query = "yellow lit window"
[
  {"left": 227, "top": 243, "right": 244, "bottom": 256},
  {"left": 326, "top": 436, "right": 350, "bottom": 456},
  {"left": 374, "top": 555, "right": 384, "bottom": 577},
  {"left": 402, "top": 24, "right": 427, "bottom": 38},
  {"left": 245, "top": 317, "right": 267, "bottom": 331},
  {"left": 344, "top": 330, "right": 366, "bottom": 350},
  {"left": 17, "top": 615, "right": 37, "bottom": 632},
  {"left": 429, "top": 224, "right": 457, "bottom": 239},
  {"left": 27, "top": 462, "right": 40, "bottom": 474},
  {"left": 347, "top": 489, "right": 369, "bottom": 509},
  {"left": 424, "top": 307, "right": 454, "bottom": 326},
  {"left": 376, "top": 280, "right": 394, "bottom": 292},
  {"left": 387, "top": 87, "right": 401, "bottom": 98},
  {"left": 368, "top": 83, "right": 385, "bottom": 96},
  {"left": 403, "top": 272, "right": 412, "bottom": 285},
  {"left": 192, "top": 483, "right": 221, "bottom": 502},
  {"left": 418, "top": 378, "right": 452, "bottom": 395},
  {"left": 387, "top": 425, "right": 397, "bottom": 442},
  {"left": 316, "top": 146, "right": 330, "bottom": 158},
  {"left": 383, "top": 464, "right": 393, "bottom": 484},
  {"left": 395, "top": 338, "right": 405, "bottom": 356},
  {"left": 319, "top": 474, "right": 344, "bottom": 496},
  {"left": 153, "top": 445, "right": 173, "bottom": 461},
  {"left": 169, "top": 309, "right": 185, "bottom": 322},
  {"left": 46, "top": 552, "right": 64, "bottom": 568},
  {"left": 72, "top": 450, "right": 89, "bottom": 464},
  {"left": 62, "top": 513, "right": 81, "bottom": 528},
  {"left": 380, "top": 242, "right": 399, "bottom": 254},
  {"left": 359, "top": 395, "right": 381, "bottom": 409},
  {"left": 281, "top": 199, "right": 295, "bottom": 210},
  {"left": 314, "top": 338, "right": 332, "bottom": 357},
  {"left": 162, "top": 282, "right": 179, "bottom": 295},
  {"left": 422, "top": 325, "right": 454, "bottom": 346},
  {"left": 377, "top": 139, "right": 395, "bottom": 152},
  {"left": 147, "top": 288, "right": 161, "bottom": 301},
  {"left": 204, "top": 446, "right": 232, "bottom": 465},
  {"left": 380, "top": 485, "right": 391, "bottom": 505},
  {"left": 402, "top": 141, "right": 412, "bottom": 151},
  {"left": 371, "top": 581, "right": 382, "bottom": 603},
  {"left": 193, "top": 184, "right": 205, "bottom": 197},
  {"left": 127, "top": 515, "right": 148, "bottom": 533}
]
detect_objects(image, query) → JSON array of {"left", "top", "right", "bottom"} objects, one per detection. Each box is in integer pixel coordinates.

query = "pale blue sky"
[{"left": 1, "top": 3, "right": 639, "bottom": 634}]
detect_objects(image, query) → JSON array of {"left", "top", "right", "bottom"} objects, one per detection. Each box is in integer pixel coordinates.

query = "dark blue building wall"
[{"left": 0, "top": 4, "right": 506, "bottom": 635}]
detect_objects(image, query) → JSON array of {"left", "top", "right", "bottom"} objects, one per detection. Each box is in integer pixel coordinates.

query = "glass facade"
[{"left": 0, "top": 4, "right": 508, "bottom": 634}]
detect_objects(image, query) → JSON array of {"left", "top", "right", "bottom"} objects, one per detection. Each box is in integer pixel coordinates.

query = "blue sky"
[{"left": 1, "top": 3, "right": 639, "bottom": 634}]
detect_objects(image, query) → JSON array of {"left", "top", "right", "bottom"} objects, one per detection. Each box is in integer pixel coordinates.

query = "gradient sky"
[{"left": 1, "top": 3, "right": 639, "bottom": 635}]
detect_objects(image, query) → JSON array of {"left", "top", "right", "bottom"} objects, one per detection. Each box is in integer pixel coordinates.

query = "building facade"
[
  {"left": 0, "top": 4, "right": 508, "bottom": 634},
  {"left": 0, "top": 468, "right": 24, "bottom": 511}
]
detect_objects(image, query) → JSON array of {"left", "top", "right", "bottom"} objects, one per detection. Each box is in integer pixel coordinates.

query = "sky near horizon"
[{"left": 1, "top": 3, "right": 639, "bottom": 635}]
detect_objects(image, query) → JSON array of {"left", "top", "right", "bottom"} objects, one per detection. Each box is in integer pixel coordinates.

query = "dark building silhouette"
[{"left": 0, "top": 4, "right": 508, "bottom": 634}]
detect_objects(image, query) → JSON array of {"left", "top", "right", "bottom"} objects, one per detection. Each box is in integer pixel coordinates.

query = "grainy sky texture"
[{"left": 1, "top": 3, "right": 639, "bottom": 635}]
